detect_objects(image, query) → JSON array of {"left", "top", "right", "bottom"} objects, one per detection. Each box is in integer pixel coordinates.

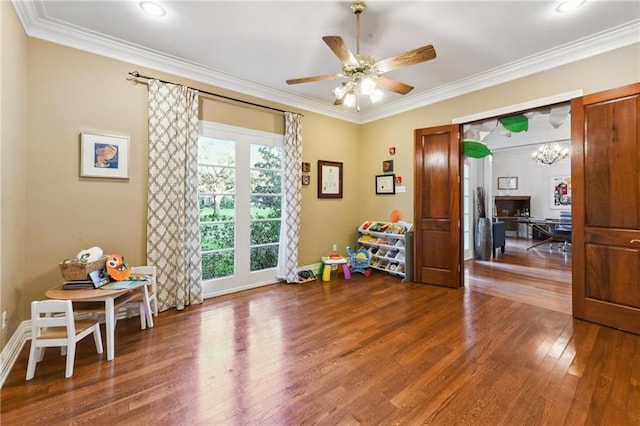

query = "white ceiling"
[
  {"left": 11, "top": 1, "right": 640, "bottom": 123},
  {"left": 464, "top": 102, "right": 571, "bottom": 150}
]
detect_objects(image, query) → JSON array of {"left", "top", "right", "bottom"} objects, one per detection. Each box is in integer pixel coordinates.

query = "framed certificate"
[
  {"left": 318, "top": 160, "right": 343, "bottom": 198},
  {"left": 376, "top": 174, "right": 396, "bottom": 195}
]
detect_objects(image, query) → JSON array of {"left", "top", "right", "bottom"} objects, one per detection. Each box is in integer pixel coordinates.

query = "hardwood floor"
[
  {"left": 2, "top": 242, "right": 639, "bottom": 425},
  {"left": 466, "top": 237, "right": 572, "bottom": 314}
]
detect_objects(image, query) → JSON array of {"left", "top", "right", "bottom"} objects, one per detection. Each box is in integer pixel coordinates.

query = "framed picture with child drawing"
[{"left": 80, "top": 132, "right": 130, "bottom": 179}]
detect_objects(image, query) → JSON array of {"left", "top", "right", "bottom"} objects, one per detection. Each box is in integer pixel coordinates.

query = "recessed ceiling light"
[
  {"left": 139, "top": 1, "right": 167, "bottom": 18},
  {"left": 556, "top": 0, "right": 587, "bottom": 13}
]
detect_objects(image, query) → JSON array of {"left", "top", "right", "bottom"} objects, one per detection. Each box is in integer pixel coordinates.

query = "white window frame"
[{"left": 198, "top": 121, "right": 284, "bottom": 298}]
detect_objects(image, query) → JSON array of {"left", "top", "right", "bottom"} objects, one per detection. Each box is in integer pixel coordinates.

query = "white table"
[{"left": 45, "top": 277, "right": 153, "bottom": 360}]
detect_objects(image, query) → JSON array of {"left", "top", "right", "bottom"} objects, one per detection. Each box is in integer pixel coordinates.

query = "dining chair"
[
  {"left": 26, "top": 299, "right": 103, "bottom": 380},
  {"left": 124, "top": 265, "right": 158, "bottom": 329},
  {"left": 550, "top": 210, "right": 572, "bottom": 251}
]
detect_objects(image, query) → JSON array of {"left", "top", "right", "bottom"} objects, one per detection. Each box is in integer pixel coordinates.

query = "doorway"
[{"left": 457, "top": 95, "right": 576, "bottom": 312}]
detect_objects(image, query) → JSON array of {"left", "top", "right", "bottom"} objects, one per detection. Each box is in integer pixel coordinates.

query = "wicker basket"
[{"left": 59, "top": 256, "right": 107, "bottom": 281}]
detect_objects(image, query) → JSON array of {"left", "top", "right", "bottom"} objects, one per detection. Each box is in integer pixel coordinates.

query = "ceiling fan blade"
[
  {"left": 375, "top": 76, "right": 414, "bottom": 95},
  {"left": 375, "top": 44, "right": 436, "bottom": 74},
  {"left": 322, "top": 36, "right": 358, "bottom": 67},
  {"left": 286, "top": 73, "right": 340, "bottom": 85}
]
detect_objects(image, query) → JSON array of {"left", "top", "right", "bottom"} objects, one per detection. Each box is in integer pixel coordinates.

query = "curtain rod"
[{"left": 128, "top": 71, "right": 298, "bottom": 116}]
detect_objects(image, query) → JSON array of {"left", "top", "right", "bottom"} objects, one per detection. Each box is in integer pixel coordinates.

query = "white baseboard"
[
  {"left": 0, "top": 320, "right": 30, "bottom": 388},
  {"left": 0, "top": 307, "right": 147, "bottom": 388},
  {"left": 0, "top": 264, "right": 323, "bottom": 387}
]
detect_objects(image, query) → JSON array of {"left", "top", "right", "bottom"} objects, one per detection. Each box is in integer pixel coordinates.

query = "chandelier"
[{"left": 532, "top": 143, "right": 569, "bottom": 165}]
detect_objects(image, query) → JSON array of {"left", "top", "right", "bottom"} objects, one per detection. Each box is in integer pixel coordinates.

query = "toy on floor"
[
  {"left": 347, "top": 246, "right": 372, "bottom": 276},
  {"left": 319, "top": 255, "right": 351, "bottom": 281},
  {"left": 296, "top": 270, "right": 317, "bottom": 283}
]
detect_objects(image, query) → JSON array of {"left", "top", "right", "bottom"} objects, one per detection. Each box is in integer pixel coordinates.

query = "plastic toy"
[
  {"left": 319, "top": 255, "right": 351, "bottom": 281},
  {"left": 347, "top": 246, "right": 372, "bottom": 276}
]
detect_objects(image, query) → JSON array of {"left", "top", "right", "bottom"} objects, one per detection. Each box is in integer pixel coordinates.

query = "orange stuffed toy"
[{"left": 105, "top": 254, "right": 131, "bottom": 281}]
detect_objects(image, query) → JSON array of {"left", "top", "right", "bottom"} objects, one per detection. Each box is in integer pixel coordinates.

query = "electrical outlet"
[
  {"left": 2, "top": 311, "right": 7, "bottom": 329},
  {"left": 332, "top": 244, "right": 337, "bottom": 252}
]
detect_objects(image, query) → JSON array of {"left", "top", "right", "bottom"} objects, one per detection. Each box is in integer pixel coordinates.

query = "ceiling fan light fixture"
[
  {"left": 332, "top": 83, "right": 349, "bottom": 100},
  {"left": 285, "top": 1, "right": 436, "bottom": 111},
  {"left": 360, "top": 77, "right": 377, "bottom": 95},
  {"left": 344, "top": 93, "right": 357, "bottom": 108},
  {"left": 369, "top": 89, "right": 384, "bottom": 104}
]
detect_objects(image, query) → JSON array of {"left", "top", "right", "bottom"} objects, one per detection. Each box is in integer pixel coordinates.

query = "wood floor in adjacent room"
[{"left": 2, "top": 239, "right": 639, "bottom": 425}]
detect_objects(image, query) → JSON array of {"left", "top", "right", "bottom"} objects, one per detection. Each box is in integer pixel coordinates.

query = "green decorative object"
[
  {"left": 463, "top": 140, "right": 492, "bottom": 158},
  {"left": 499, "top": 114, "right": 529, "bottom": 132}
]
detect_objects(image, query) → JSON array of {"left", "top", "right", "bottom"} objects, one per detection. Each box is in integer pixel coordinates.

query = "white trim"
[
  {"left": 0, "top": 307, "right": 150, "bottom": 387},
  {"left": 363, "top": 21, "right": 636, "bottom": 123},
  {"left": 198, "top": 121, "right": 285, "bottom": 295},
  {"left": 451, "top": 90, "right": 583, "bottom": 124},
  {"left": 10, "top": 1, "right": 639, "bottom": 124},
  {"left": 201, "top": 262, "right": 321, "bottom": 299},
  {"left": 0, "top": 321, "right": 30, "bottom": 388}
]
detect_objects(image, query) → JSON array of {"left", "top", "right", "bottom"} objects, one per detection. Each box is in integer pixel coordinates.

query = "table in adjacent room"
[{"left": 517, "top": 218, "right": 563, "bottom": 250}]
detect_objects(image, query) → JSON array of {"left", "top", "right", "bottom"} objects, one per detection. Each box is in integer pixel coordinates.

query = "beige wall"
[
  {"left": 16, "top": 37, "right": 360, "bottom": 335},
  {"left": 1, "top": 5, "right": 639, "bottom": 355},
  {"left": 1, "top": 1, "right": 28, "bottom": 350},
  {"left": 358, "top": 43, "right": 640, "bottom": 226}
]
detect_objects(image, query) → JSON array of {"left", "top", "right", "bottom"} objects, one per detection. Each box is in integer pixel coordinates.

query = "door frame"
[{"left": 451, "top": 91, "right": 582, "bottom": 282}]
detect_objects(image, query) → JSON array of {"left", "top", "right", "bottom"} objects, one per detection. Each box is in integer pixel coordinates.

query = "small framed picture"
[
  {"left": 80, "top": 132, "right": 130, "bottom": 179},
  {"left": 383, "top": 160, "right": 394, "bottom": 173},
  {"left": 301, "top": 162, "right": 311, "bottom": 173},
  {"left": 497, "top": 176, "right": 518, "bottom": 190},
  {"left": 302, "top": 175, "right": 311, "bottom": 186},
  {"left": 376, "top": 174, "right": 396, "bottom": 195}
]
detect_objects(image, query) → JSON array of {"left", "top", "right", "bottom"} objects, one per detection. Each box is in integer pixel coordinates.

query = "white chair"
[
  {"left": 26, "top": 299, "right": 103, "bottom": 380},
  {"left": 124, "top": 265, "right": 158, "bottom": 329}
]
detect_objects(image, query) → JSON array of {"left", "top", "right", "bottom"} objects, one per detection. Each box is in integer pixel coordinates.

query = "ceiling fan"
[{"left": 286, "top": 1, "right": 436, "bottom": 110}]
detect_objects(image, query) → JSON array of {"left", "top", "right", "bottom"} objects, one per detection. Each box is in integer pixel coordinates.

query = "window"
[{"left": 198, "top": 122, "right": 283, "bottom": 296}]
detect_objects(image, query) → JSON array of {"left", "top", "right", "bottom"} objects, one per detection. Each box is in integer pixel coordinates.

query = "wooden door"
[
  {"left": 572, "top": 82, "right": 640, "bottom": 334},
  {"left": 414, "top": 125, "right": 462, "bottom": 288}
]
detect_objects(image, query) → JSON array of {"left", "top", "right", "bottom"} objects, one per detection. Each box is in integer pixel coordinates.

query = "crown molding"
[
  {"left": 11, "top": 0, "right": 362, "bottom": 123},
  {"left": 11, "top": 1, "right": 639, "bottom": 125},
  {"left": 452, "top": 90, "right": 583, "bottom": 124},
  {"left": 360, "top": 19, "right": 640, "bottom": 123}
]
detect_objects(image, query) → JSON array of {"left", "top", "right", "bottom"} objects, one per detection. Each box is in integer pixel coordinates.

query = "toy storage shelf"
[{"left": 356, "top": 220, "right": 414, "bottom": 281}]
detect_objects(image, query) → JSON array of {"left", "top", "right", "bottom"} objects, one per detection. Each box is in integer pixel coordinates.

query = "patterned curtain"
[
  {"left": 276, "top": 112, "right": 303, "bottom": 283},
  {"left": 147, "top": 80, "right": 202, "bottom": 311}
]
